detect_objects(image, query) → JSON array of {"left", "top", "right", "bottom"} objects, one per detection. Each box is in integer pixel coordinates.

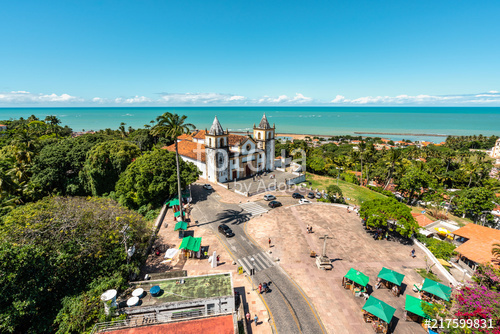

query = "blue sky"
[{"left": 1, "top": 0, "right": 500, "bottom": 106}]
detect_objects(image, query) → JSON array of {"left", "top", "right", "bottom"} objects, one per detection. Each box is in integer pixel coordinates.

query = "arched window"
[
  {"left": 267, "top": 132, "right": 271, "bottom": 139},
  {"left": 218, "top": 138, "right": 220, "bottom": 147},
  {"left": 258, "top": 132, "right": 261, "bottom": 140},
  {"left": 209, "top": 138, "right": 212, "bottom": 147}
]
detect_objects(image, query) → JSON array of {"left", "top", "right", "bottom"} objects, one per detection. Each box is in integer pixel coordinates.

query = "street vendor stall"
[
  {"left": 362, "top": 296, "right": 396, "bottom": 333},
  {"left": 174, "top": 221, "right": 188, "bottom": 238},
  {"left": 179, "top": 236, "right": 202, "bottom": 258},
  {"left": 404, "top": 295, "right": 432, "bottom": 323},
  {"left": 343, "top": 268, "right": 369, "bottom": 297},
  {"left": 420, "top": 278, "right": 451, "bottom": 303},
  {"left": 376, "top": 267, "right": 405, "bottom": 296}
]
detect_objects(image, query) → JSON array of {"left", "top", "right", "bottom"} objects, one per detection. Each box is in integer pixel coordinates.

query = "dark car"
[
  {"left": 218, "top": 224, "right": 234, "bottom": 237},
  {"left": 307, "top": 192, "right": 315, "bottom": 199},
  {"left": 268, "top": 201, "right": 282, "bottom": 208},
  {"left": 292, "top": 193, "right": 304, "bottom": 199}
]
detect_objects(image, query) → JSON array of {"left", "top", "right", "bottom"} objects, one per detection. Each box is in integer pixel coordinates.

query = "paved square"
[{"left": 247, "top": 203, "right": 449, "bottom": 334}]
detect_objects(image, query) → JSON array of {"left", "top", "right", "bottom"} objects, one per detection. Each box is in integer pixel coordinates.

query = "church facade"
[{"left": 164, "top": 114, "right": 275, "bottom": 183}]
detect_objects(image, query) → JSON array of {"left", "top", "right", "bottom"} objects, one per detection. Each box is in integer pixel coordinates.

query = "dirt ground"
[{"left": 246, "top": 203, "right": 450, "bottom": 334}]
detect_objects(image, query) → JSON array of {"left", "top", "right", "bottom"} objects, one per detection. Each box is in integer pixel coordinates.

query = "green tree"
[
  {"left": 325, "top": 185, "right": 344, "bottom": 203},
  {"left": 452, "top": 187, "right": 495, "bottom": 223},
  {"left": 151, "top": 113, "right": 195, "bottom": 219},
  {"left": 83, "top": 140, "right": 140, "bottom": 196},
  {"left": 359, "top": 197, "right": 418, "bottom": 238},
  {"left": 397, "top": 165, "right": 430, "bottom": 204},
  {"left": 115, "top": 149, "right": 200, "bottom": 209},
  {"left": 0, "top": 196, "right": 149, "bottom": 333}
]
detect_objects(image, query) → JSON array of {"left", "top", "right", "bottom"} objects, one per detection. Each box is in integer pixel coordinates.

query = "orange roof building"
[
  {"left": 452, "top": 224, "right": 500, "bottom": 270},
  {"left": 103, "top": 314, "right": 234, "bottom": 334},
  {"left": 411, "top": 212, "right": 435, "bottom": 227},
  {"left": 162, "top": 115, "right": 276, "bottom": 183}
]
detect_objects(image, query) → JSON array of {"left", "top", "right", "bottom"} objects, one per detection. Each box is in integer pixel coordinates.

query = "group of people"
[
  {"left": 306, "top": 224, "right": 313, "bottom": 233},
  {"left": 258, "top": 282, "right": 271, "bottom": 294},
  {"left": 246, "top": 312, "right": 259, "bottom": 326},
  {"left": 374, "top": 228, "right": 389, "bottom": 241}
]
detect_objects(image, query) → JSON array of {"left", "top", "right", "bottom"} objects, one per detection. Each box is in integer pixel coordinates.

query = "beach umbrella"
[
  {"left": 434, "top": 227, "right": 450, "bottom": 235},
  {"left": 179, "top": 236, "right": 202, "bottom": 252},
  {"left": 421, "top": 278, "right": 452, "bottom": 301},
  {"left": 174, "top": 221, "right": 188, "bottom": 231},
  {"left": 405, "top": 295, "right": 432, "bottom": 319},
  {"left": 344, "top": 268, "right": 369, "bottom": 287},
  {"left": 362, "top": 296, "right": 396, "bottom": 323},
  {"left": 377, "top": 267, "right": 405, "bottom": 286},
  {"left": 168, "top": 198, "right": 180, "bottom": 206},
  {"left": 174, "top": 211, "right": 182, "bottom": 218}
]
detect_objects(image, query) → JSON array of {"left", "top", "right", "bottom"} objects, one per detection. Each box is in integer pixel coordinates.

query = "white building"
[
  {"left": 164, "top": 114, "right": 276, "bottom": 183},
  {"left": 490, "top": 138, "right": 500, "bottom": 164}
]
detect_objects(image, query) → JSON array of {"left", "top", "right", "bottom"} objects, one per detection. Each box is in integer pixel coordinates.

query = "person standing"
[
  {"left": 258, "top": 283, "right": 262, "bottom": 294},
  {"left": 254, "top": 314, "right": 258, "bottom": 325},
  {"left": 246, "top": 312, "right": 250, "bottom": 323},
  {"left": 410, "top": 249, "right": 416, "bottom": 258},
  {"left": 268, "top": 238, "right": 271, "bottom": 248}
]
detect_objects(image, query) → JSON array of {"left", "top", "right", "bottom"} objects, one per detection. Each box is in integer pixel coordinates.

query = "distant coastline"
[{"left": 354, "top": 132, "right": 448, "bottom": 137}]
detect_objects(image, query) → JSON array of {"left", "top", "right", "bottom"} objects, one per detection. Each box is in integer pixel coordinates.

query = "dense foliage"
[
  {"left": 115, "top": 149, "right": 200, "bottom": 209},
  {"left": 83, "top": 140, "right": 140, "bottom": 196},
  {"left": 359, "top": 197, "right": 419, "bottom": 237},
  {"left": 416, "top": 234, "right": 457, "bottom": 260},
  {"left": 0, "top": 196, "right": 149, "bottom": 333}
]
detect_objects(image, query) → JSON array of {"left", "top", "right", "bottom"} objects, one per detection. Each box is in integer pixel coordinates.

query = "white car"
[
  {"left": 264, "top": 194, "right": 276, "bottom": 201},
  {"left": 203, "top": 184, "right": 212, "bottom": 190},
  {"left": 299, "top": 199, "right": 311, "bottom": 204}
]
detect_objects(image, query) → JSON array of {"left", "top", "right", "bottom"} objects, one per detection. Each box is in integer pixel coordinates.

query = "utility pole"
[{"left": 319, "top": 234, "right": 333, "bottom": 258}]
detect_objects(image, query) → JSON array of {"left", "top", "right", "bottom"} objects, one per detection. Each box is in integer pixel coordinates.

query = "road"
[{"left": 190, "top": 184, "right": 326, "bottom": 334}]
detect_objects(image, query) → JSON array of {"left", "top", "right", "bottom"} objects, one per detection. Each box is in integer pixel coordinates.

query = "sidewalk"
[{"left": 144, "top": 207, "right": 272, "bottom": 334}]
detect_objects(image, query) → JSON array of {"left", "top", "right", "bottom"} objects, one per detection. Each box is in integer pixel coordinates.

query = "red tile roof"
[
  {"left": 453, "top": 223, "right": 500, "bottom": 265},
  {"left": 228, "top": 134, "right": 248, "bottom": 146},
  {"left": 178, "top": 133, "right": 193, "bottom": 141},
  {"left": 193, "top": 130, "right": 207, "bottom": 139},
  {"left": 411, "top": 212, "right": 435, "bottom": 227},
  {"left": 163, "top": 141, "right": 206, "bottom": 162},
  {"left": 103, "top": 315, "right": 234, "bottom": 334}
]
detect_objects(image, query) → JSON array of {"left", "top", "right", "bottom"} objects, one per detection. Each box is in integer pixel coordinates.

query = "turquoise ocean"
[{"left": 1, "top": 107, "right": 499, "bottom": 143}]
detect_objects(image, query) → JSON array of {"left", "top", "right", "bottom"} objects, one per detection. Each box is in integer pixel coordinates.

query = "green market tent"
[
  {"left": 421, "top": 278, "right": 452, "bottom": 301},
  {"left": 168, "top": 198, "right": 180, "bottom": 206},
  {"left": 377, "top": 267, "right": 405, "bottom": 286},
  {"left": 405, "top": 295, "right": 432, "bottom": 319},
  {"left": 174, "top": 221, "right": 188, "bottom": 231},
  {"left": 174, "top": 211, "right": 182, "bottom": 218},
  {"left": 344, "top": 268, "right": 369, "bottom": 287},
  {"left": 179, "top": 236, "right": 202, "bottom": 252},
  {"left": 362, "top": 296, "right": 396, "bottom": 323}
]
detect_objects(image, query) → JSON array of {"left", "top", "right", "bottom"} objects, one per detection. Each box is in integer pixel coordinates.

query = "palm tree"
[
  {"left": 383, "top": 148, "right": 402, "bottom": 190},
  {"left": 151, "top": 113, "right": 195, "bottom": 221},
  {"left": 118, "top": 122, "right": 127, "bottom": 138},
  {"left": 44, "top": 115, "right": 61, "bottom": 137}
]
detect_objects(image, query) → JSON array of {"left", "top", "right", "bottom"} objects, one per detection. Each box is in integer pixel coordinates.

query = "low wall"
[
  {"left": 412, "top": 238, "right": 458, "bottom": 286},
  {"left": 144, "top": 204, "right": 168, "bottom": 257},
  {"left": 286, "top": 174, "right": 306, "bottom": 185}
]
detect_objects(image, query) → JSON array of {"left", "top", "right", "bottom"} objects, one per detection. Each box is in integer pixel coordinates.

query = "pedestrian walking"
[
  {"left": 254, "top": 315, "right": 258, "bottom": 325},
  {"left": 246, "top": 312, "right": 250, "bottom": 323},
  {"left": 410, "top": 248, "right": 416, "bottom": 258},
  {"left": 262, "top": 282, "right": 267, "bottom": 294},
  {"left": 216, "top": 255, "right": 220, "bottom": 265},
  {"left": 258, "top": 283, "right": 262, "bottom": 293},
  {"left": 268, "top": 238, "right": 271, "bottom": 247}
]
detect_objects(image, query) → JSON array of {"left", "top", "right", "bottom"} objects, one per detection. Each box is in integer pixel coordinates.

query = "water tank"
[{"left": 100, "top": 289, "right": 117, "bottom": 315}]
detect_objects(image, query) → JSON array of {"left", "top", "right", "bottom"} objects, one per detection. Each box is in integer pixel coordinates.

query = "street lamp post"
[{"left": 336, "top": 167, "right": 343, "bottom": 186}]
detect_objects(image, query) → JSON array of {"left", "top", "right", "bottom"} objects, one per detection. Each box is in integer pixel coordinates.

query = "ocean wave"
[{"left": 121, "top": 113, "right": 134, "bottom": 116}]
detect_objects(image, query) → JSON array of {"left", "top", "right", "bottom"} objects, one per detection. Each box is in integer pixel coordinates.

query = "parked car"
[
  {"left": 307, "top": 192, "right": 315, "bottom": 199},
  {"left": 299, "top": 199, "right": 311, "bottom": 204},
  {"left": 218, "top": 224, "right": 234, "bottom": 237},
  {"left": 203, "top": 184, "right": 212, "bottom": 190},
  {"left": 268, "top": 200, "right": 282, "bottom": 208},
  {"left": 264, "top": 194, "right": 276, "bottom": 201},
  {"left": 292, "top": 193, "right": 304, "bottom": 199},
  {"left": 315, "top": 192, "right": 322, "bottom": 199}
]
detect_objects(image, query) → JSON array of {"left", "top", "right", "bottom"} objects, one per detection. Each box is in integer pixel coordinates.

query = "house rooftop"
[
  {"left": 163, "top": 141, "right": 206, "bottom": 162},
  {"left": 127, "top": 273, "right": 233, "bottom": 308},
  {"left": 102, "top": 314, "right": 234, "bottom": 334},
  {"left": 453, "top": 223, "right": 500, "bottom": 265}
]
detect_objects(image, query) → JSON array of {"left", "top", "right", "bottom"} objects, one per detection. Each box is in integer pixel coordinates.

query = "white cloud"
[
  {"left": 123, "top": 95, "right": 152, "bottom": 104},
  {"left": 329, "top": 92, "right": 499, "bottom": 105},
  {"left": 0, "top": 91, "right": 83, "bottom": 103},
  {"left": 257, "top": 93, "right": 313, "bottom": 104},
  {"left": 158, "top": 92, "right": 248, "bottom": 104}
]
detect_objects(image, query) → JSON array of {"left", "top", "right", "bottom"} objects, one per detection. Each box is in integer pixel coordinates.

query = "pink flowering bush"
[{"left": 453, "top": 264, "right": 500, "bottom": 333}]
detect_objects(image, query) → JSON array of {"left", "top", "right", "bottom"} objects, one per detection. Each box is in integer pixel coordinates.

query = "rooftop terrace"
[{"left": 127, "top": 273, "right": 233, "bottom": 308}]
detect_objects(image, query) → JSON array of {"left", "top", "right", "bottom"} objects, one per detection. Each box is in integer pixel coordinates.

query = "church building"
[{"left": 164, "top": 114, "right": 276, "bottom": 183}]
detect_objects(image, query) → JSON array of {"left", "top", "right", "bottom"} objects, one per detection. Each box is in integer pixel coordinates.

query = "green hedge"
[{"left": 416, "top": 234, "right": 457, "bottom": 261}]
